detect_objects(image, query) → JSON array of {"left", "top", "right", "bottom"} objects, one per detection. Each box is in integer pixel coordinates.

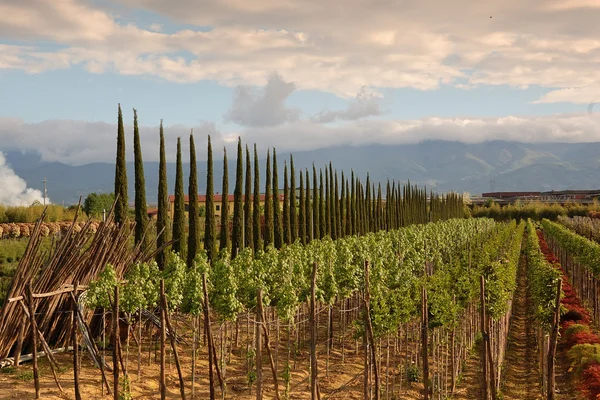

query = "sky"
[{"left": 1, "top": 0, "right": 600, "bottom": 166}]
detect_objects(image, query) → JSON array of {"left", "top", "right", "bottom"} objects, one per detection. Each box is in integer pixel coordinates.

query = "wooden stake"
[
  {"left": 421, "top": 285, "right": 429, "bottom": 400},
  {"left": 26, "top": 284, "right": 40, "bottom": 399},
  {"left": 160, "top": 280, "right": 167, "bottom": 400},
  {"left": 310, "top": 262, "right": 319, "bottom": 400},
  {"left": 256, "top": 288, "right": 263, "bottom": 400},
  {"left": 547, "top": 279, "right": 562, "bottom": 400},
  {"left": 73, "top": 281, "right": 82, "bottom": 400},
  {"left": 113, "top": 285, "right": 120, "bottom": 400},
  {"left": 161, "top": 290, "right": 187, "bottom": 399},
  {"left": 480, "top": 276, "right": 489, "bottom": 400}
]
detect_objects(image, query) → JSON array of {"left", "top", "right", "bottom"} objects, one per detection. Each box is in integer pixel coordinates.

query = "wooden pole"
[
  {"left": 26, "top": 284, "right": 40, "bottom": 399},
  {"left": 13, "top": 313, "right": 26, "bottom": 367},
  {"left": 547, "top": 279, "right": 562, "bottom": 400},
  {"left": 364, "top": 260, "right": 380, "bottom": 400},
  {"left": 260, "top": 307, "right": 281, "bottom": 400},
  {"left": 113, "top": 285, "right": 120, "bottom": 400},
  {"left": 256, "top": 288, "right": 263, "bottom": 400},
  {"left": 161, "top": 290, "right": 187, "bottom": 399},
  {"left": 480, "top": 276, "right": 489, "bottom": 400},
  {"left": 160, "top": 280, "right": 167, "bottom": 400},
  {"left": 73, "top": 281, "right": 82, "bottom": 400},
  {"left": 310, "top": 262, "right": 319, "bottom": 400},
  {"left": 202, "top": 273, "right": 215, "bottom": 400},
  {"left": 421, "top": 285, "right": 429, "bottom": 400}
]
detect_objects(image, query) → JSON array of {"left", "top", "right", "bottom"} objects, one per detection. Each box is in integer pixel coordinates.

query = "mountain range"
[{"left": 5, "top": 140, "right": 600, "bottom": 205}]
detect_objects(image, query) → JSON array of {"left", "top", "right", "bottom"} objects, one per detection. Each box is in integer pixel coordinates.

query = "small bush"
[{"left": 567, "top": 343, "right": 600, "bottom": 374}]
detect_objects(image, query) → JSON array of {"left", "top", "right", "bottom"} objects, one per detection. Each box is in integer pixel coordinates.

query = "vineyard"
[{"left": 2, "top": 114, "right": 600, "bottom": 399}]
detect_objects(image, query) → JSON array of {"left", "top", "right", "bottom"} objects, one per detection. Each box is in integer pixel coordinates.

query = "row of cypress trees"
[{"left": 113, "top": 105, "right": 466, "bottom": 269}]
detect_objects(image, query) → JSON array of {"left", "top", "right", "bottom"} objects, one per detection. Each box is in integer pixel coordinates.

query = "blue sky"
[{"left": 0, "top": 0, "right": 599, "bottom": 165}]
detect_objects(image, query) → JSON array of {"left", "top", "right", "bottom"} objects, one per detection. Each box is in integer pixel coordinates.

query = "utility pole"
[{"left": 42, "top": 177, "right": 48, "bottom": 205}]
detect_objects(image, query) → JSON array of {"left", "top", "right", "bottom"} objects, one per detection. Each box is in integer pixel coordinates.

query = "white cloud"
[
  {"left": 0, "top": 152, "right": 47, "bottom": 206},
  {"left": 312, "top": 87, "right": 385, "bottom": 123},
  {"left": 224, "top": 72, "right": 300, "bottom": 127},
  {"left": 0, "top": 0, "right": 599, "bottom": 100},
  {"left": 1, "top": 113, "right": 599, "bottom": 165}
]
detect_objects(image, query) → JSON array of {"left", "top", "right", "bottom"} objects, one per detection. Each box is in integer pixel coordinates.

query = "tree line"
[{"left": 112, "top": 104, "right": 466, "bottom": 269}]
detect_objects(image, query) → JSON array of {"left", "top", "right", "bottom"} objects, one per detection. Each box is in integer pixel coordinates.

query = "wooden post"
[
  {"left": 160, "top": 280, "right": 167, "bottom": 400},
  {"left": 259, "top": 306, "right": 281, "bottom": 400},
  {"left": 310, "top": 262, "right": 319, "bottom": 400},
  {"left": 192, "top": 315, "right": 197, "bottom": 399},
  {"left": 113, "top": 284, "right": 120, "bottom": 400},
  {"left": 13, "top": 313, "right": 26, "bottom": 367},
  {"left": 26, "top": 284, "right": 40, "bottom": 399},
  {"left": 364, "top": 260, "right": 380, "bottom": 400},
  {"left": 421, "top": 285, "right": 429, "bottom": 400},
  {"left": 487, "top": 315, "right": 497, "bottom": 400},
  {"left": 547, "top": 279, "right": 562, "bottom": 400},
  {"left": 73, "top": 281, "right": 82, "bottom": 400},
  {"left": 480, "top": 276, "right": 489, "bottom": 400},
  {"left": 202, "top": 273, "right": 215, "bottom": 400},
  {"left": 161, "top": 289, "right": 187, "bottom": 399},
  {"left": 256, "top": 288, "right": 263, "bottom": 400}
]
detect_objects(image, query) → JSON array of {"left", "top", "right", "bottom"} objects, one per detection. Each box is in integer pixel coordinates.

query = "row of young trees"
[{"left": 112, "top": 104, "right": 466, "bottom": 270}]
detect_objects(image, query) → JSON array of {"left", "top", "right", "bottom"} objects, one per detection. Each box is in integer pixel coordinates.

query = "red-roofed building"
[{"left": 168, "top": 193, "right": 285, "bottom": 218}]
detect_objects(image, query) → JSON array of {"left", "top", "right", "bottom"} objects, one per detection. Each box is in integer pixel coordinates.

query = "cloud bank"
[{"left": 1, "top": 112, "right": 599, "bottom": 165}]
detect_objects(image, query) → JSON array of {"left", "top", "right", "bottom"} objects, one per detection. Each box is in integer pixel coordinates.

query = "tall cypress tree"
[
  {"left": 264, "top": 150, "right": 273, "bottom": 248},
  {"left": 219, "top": 147, "right": 230, "bottom": 252},
  {"left": 204, "top": 136, "right": 216, "bottom": 262},
  {"left": 133, "top": 108, "right": 148, "bottom": 248},
  {"left": 350, "top": 170, "right": 356, "bottom": 235},
  {"left": 289, "top": 156, "right": 297, "bottom": 242},
  {"left": 253, "top": 144, "right": 262, "bottom": 253},
  {"left": 172, "top": 137, "right": 185, "bottom": 255},
  {"left": 272, "top": 148, "right": 282, "bottom": 249},
  {"left": 329, "top": 163, "right": 336, "bottom": 239},
  {"left": 325, "top": 167, "right": 330, "bottom": 237},
  {"left": 156, "top": 121, "right": 168, "bottom": 270},
  {"left": 319, "top": 169, "right": 325, "bottom": 238},
  {"left": 114, "top": 103, "right": 128, "bottom": 224},
  {"left": 312, "top": 165, "right": 320, "bottom": 240},
  {"left": 187, "top": 133, "right": 200, "bottom": 267},
  {"left": 298, "top": 169, "right": 305, "bottom": 245},
  {"left": 231, "top": 138, "right": 244, "bottom": 259},
  {"left": 282, "top": 161, "right": 290, "bottom": 245},
  {"left": 376, "top": 183, "right": 383, "bottom": 231},
  {"left": 339, "top": 171, "right": 345, "bottom": 237},
  {"left": 334, "top": 168, "right": 340, "bottom": 239},
  {"left": 345, "top": 179, "right": 351, "bottom": 236},
  {"left": 305, "top": 169, "right": 311, "bottom": 242},
  {"left": 244, "top": 144, "right": 253, "bottom": 250}
]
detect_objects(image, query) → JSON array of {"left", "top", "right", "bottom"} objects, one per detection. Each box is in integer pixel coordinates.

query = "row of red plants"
[{"left": 537, "top": 230, "right": 600, "bottom": 399}]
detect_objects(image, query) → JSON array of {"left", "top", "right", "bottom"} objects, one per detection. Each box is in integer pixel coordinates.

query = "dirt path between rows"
[{"left": 501, "top": 254, "right": 543, "bottom": 400}]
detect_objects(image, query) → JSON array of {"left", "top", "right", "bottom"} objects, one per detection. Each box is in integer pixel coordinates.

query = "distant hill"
[{"left": 5, "top": 140, "right": 600, "bottom": 204}]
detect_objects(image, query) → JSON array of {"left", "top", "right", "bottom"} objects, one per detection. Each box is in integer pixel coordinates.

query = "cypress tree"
[
  {"left": 319, "top": 169, "right": 325, "bottom": 238},
  {"left": 253, "top": 144, "right": 262, "bottom": 253},
  {"left": 231, "top": 138, "right": 244, "bottom": 258},
  {"left": 289, "top": 155, "right": 297, "bottom": 243},
  {"left": 345, "top": 179, "right": 351, "bottom": 236},
  {"left": 264, "top": 150, "right": 273, "bottom": 248},
  {"left": 365, "top": 175, "right": 371, "bottom": 233},
  {"left": 219, "top": 147, "right": 230, "bottom": 251},
  {"left": 350, "top": 171, "right": 356, "bottom": 235},
  {"left": 187, "top": 133, "right": 200, "bottom": 267},
  {"left": 273, "top": 148, "right": 282, "bottom": 249},
  {"left": 132, "top": 108, "right": 148, "bottom": 248},
  {"left": 172, "top": 137, "right": 185, "bottom": 256},
  {"left": 339, "top": 171, "right": 345, "bottom": 237},
  {"left": 329, "top": 163, "right": 336, "bottom": 239},
  {"left": 312, "top": 165, "right": 320, "bottom": 240},
  {"left": 114, "top": 103, "right": 128, "bottom": 224},
  {"left": 334, "top": 169, "right": 340, "bottom": 239},
  {"left": 305, "top": 169, "right": 311, "bottom": 242},
  {"left": 204, "top": 136, "right": 216, "bottom": 262},
  {"left": 325, "top": 167, "right": 330, "bottom": 237},
  {"left": 298, "top": 169, "right": 305, "bottom": 245},
  {"left": 244, "top": 144, "right": 253, "bottom": 250},
  {"left": 376, "top": 183, "right": 383, "bottom": 231},
  {"left": 156, "top": 121, "right": 168, "bottom": 270},
  {"left": 282, "top": 161, "right": 290, "bottom": 245}
]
